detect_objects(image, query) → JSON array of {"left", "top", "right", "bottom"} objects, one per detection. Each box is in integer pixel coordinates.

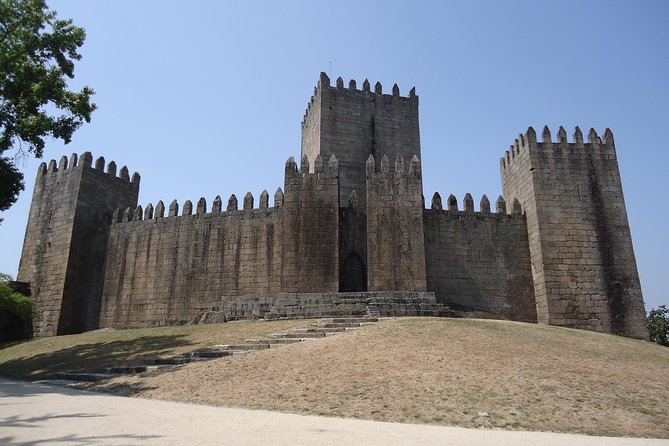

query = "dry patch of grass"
[
  {"left": 99, "top": 318, "right": 668, "bottom": 438},
  {"left": 0, "top": 320, "right": 309, "bottom": 379}
]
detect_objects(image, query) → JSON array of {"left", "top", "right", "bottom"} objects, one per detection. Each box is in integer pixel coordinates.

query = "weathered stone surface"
[
  {"left": 17, "top": 155, "right": 138, "bottom": 336},
  {"left": 501, "top": 127, "right": 647, "bottom": 338},
  {"left": 424, "top": 207, "right": 536, "bottom": 322},
  {"left": 301, "top": 73, "right": 420, "bottom": 208},
  {"left": 17, "top": 74, "right": 647, "bottom": 341}
]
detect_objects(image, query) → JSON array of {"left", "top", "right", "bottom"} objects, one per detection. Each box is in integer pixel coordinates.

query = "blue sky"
[{"left": 1, "top": 0, "right": 667, "bottom": 310}]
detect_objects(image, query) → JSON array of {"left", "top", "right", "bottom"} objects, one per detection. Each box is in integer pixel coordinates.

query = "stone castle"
[{"left": 18, "top": 73, "right": 648, "bottom": 339}]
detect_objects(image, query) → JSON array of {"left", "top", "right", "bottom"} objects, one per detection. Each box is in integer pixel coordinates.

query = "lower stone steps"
[
  {"left": 244, "top": 338, "right": 303, "bottom": 344},
  {"left": 145, "top": 357, "right": 210, "bottom": 365},
  {"left": 294, "top": 327, "right": 348, "bottom": 333},
  {"left": 54, "top": 372, "right": 117, "bottom": 382},
  {"left": 217, "top": 344, "right": 270, "bottom": 351},
  {"left": 46, "top": 316, "right": 381, "bottom": 387},
  {"left": 314, "top": 322, "right": 362, "bottom": 328},
  {"left": 271, "top": 332, "right": 326, "bottom": 339},
  {"left": 183, "top": 351, "right": 234, "bottom": 359},
  {"left": 103, "top": 365, "right": 165, "bottom": 374},
  {"left": 319, "top": 317, "right": 378, "bottom": 324}
]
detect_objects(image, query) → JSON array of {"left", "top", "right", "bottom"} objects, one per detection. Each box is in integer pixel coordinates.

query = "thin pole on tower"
[{"left": 329, "top": 61, "right": 332, "bottom": 79}]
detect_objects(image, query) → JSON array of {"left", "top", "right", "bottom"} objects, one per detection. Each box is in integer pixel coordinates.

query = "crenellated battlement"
[
  {"left": 365, "top": 153, "right": 421, "bottom": 178},
  {"left": 285, "top": 154, "right": 339, "bottom": 178},
  {"left": 111, "top": 188, "right": 284, "bottom": 225},
  {"left": 301, "top": 72, "right": 417, "bottom": 127},
  {"left": 37, "top": 151, "right": 141, "bottom": 185},
  {"left": 427, "top": 192, "right": 523, "bottom": 217},
  {"left": 500, "top": 126, "right": 617, "bottom": 170}
]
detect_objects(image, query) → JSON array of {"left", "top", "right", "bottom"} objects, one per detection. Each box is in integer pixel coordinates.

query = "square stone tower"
[
  {"left": 301, "top": 73, "right": 420, "bottom": 207},
  {"left": 17, "top": 153, "right": 139, "bottom": 336},
  {"left": 501, "top": 126, "right": 647, "bottom": 339}
]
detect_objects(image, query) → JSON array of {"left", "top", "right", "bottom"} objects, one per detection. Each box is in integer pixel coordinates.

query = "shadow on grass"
[
  {"left": 0, "top": 338, "right": 33, "bottom": 351},
  {"left": 0, "top": 334, "right": 194, "bottom": 380}
]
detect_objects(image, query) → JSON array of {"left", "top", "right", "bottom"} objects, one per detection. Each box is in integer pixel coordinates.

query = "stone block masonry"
[
  {"left": 366, "top": 154, "right": 427, "bottom": 291},
  {"left": 302, "top": 73, "right": 420, "bottom": 208},
  {"left": 18, "top": 153, "right": 139, "bottom": 336},
  {"left": 424, "top": 195, "right": 536, "bottom": 323},
  {"left": 501, "top": 127, "right": 647, "bottom": 338},
  {"left": 98, "top": 155, "right": 340, "bottom": 329},
  {"left": 18, "top": 72, "right": 648, "bottom": 339}
]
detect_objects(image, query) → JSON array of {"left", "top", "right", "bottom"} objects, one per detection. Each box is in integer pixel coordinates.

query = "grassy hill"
[{"left": 1, "top": 317, "right": 667, "bottom": 438}]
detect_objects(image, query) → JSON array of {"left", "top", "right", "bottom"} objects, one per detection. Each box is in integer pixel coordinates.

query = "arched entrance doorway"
[{"left": 341, "top": 253, "right": 366, "bottom": 292}]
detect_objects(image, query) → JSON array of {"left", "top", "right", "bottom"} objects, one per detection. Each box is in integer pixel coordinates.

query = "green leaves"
[
  {"left": 0, "top": 280, "right": 35, "bottom": 320},
  {"left": 0, "top": 0, "right": 95, "bottom": 211},
  {"left": 0, "top": 157, "right": 23, "bottom": 211},
  {"left": 647, "top": 305, "right": 669, "bottom": 347},
  {"left": 0, "top": 0, "right": 97, "bottom": 155}
]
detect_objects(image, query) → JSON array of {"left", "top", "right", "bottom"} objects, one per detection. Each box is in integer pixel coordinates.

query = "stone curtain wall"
[
  {"left": 17, "top": 153, "right": 138, "bottom": 336},
  {"left": 100, "top": 207, "right": 283, "bottom": 328},
  {"left": 423, "top": 194, "right": 537, "bottom": 322},
  {"left": 501, "top": 127, "right": 647, "bottom": 338},
  {"left": 99, "top": 155, "right": 340, "bottom": 329},
  {"left": 366, "top": 154, "right": 427, "bottom": 291},
  {"left": 301, "top": 73, "right": 420, "bottom": 208}
]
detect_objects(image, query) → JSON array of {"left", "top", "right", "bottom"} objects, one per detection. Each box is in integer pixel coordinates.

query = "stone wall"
[
  {"left": 17, "top": 153, "right": 138, "bottom": 336},
  {"left": 366, "top": 154, "right": 427, "bottom": 291},
  {"left": 501, "top": 127, "right": 647, "bottom": 338},
  {"left": 280, "top": 155, "right": 340, "bottom": 292},
  {"left": 100, "top": 203, "right": 282, "bottom": 328},
  {"left": 99, "top": 155, "right": 341, "bottom": 329},
  {"left": 205, "top": 291, "right": 454, "bottom": 321},
  {"left": 301, "top": 73, "right": 420, "bottom": 208},
  {"left": 64, "top": 157, "right": 140, "bottom": 333},
  {"left": 423, "top": 194, "right": 537, "bottom": 322}
]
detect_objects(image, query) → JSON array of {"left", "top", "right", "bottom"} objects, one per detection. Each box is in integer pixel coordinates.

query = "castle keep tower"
[
  {"left": 501, "top": 127, "right": 647, "bottom": 338},
  {"left": 17, "top": 153, "right": 139, "bottom": 336},
  {"left": 301, "top": 72, "right": 420, "bottom": 207}
]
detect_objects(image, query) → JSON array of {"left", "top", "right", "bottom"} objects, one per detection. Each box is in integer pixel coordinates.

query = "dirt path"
[{"left": 1, "top": 379, "right": 666, "bottom": 446}]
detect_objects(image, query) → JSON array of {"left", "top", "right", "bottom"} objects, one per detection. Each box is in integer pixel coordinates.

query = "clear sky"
[{"left": 1, "top": 0, "right": 667, "bottom": 311}]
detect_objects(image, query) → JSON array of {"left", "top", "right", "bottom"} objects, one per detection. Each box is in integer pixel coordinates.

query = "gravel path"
[{"left": 0, "top": 379, "right": 666, "bottom": 446}]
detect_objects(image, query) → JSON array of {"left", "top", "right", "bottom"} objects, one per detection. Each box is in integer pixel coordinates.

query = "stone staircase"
[{"left": 42, "top": 317, "right": 380, "bottom": 386}]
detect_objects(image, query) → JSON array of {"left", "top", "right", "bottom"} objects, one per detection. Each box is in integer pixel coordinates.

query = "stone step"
[
  {"left": 54, "top": 372, "right": 116, "bottom": 382},
  {"left": 319, "top": 317, "right": 378, "bottom": 324},
  {"left": 35, "top": 379, "right": 85, "bottom": 388},
  {"left": 217, "top": 344, "right": 270, "bottom": 351},
  {"left": 313, "top": 322, "right": 363, "bottom": 328},
  {"left": 183, "top": 350, "right": 234, "bottom": 359},
  {"left": 294, "top": 327, "right": 348, "bottom": 333},
  {"left": 145, "top": 357, "right": 210, "bottom": 365},
  {"left": 102, "top": 365, "right": 165, "bottom": 374},
  {"left": 244, "top": 338, "right": 303, "bottom": 344},
  {"left": 271, "top": 332, "right": 326, "bottom": 339}
]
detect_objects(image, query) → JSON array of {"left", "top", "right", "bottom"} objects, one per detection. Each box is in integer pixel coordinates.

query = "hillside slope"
[{"left": 99, "top": 318, "right": 668, "bottom": 438}]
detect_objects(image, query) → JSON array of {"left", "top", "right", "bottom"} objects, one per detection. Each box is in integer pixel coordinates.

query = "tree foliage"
[
  {"left": 647, "top": 305, "right": 669, "bottom": 347},
  {"left": 0, "top": 274, "right": 34, "bottom": 341},
  {"left": 0, "top": 0, "right": 95, "bottom": 211},
  {"left": 0, "top": 156, "right": 23, "bottom": 211},
  {"left": 0, "top": 281, "right": 34, "bottom": 320}
]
